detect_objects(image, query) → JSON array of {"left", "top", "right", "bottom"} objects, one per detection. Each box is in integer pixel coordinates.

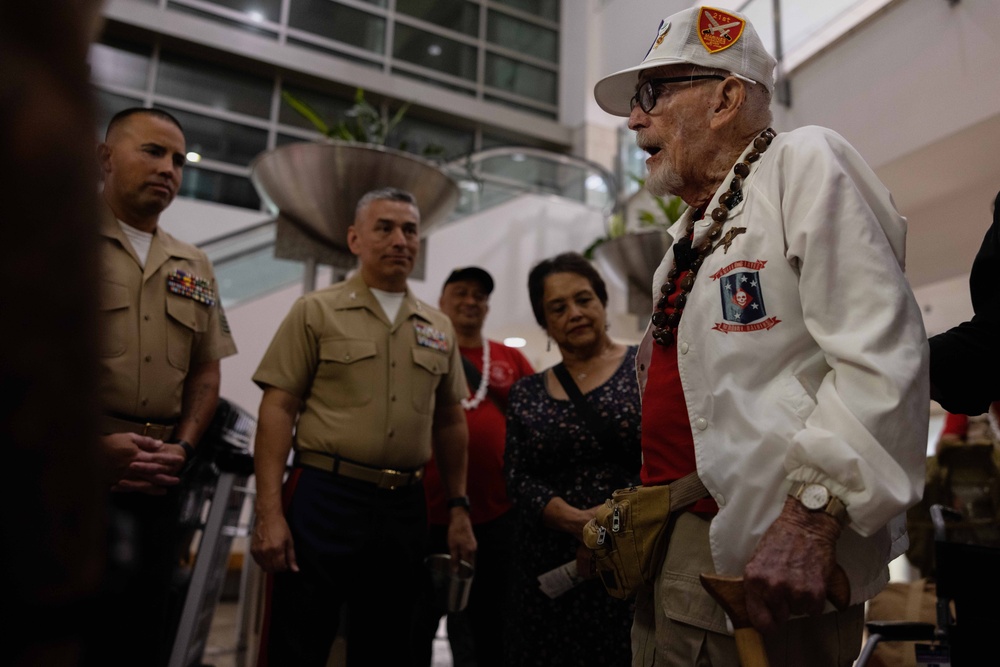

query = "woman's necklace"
[
  {"left": 651, "top": 127, "right": 776, "bottom": 347},
  {"left": 461, "top": 339, "right": 491, "bottom": 410},
  {"left": 568, "top": 338, "right": 614, "bottom": 381}
]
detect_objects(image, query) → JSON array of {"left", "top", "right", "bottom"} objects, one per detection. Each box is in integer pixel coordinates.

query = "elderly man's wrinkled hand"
[{"left": 743, "top": 497, "right": 842, "bottom": 634}]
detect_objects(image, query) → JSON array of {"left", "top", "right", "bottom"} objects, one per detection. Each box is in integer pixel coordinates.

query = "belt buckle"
[
  {"left": 378, "top": 469, "right": 406, "bottom": 490},
  {"left": 142, "top": 422, "right": 153, "bottom": 437}
]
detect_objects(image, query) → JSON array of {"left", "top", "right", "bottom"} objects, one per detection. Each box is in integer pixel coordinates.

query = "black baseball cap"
[{"left": 443, "top": 266, "right": 494, "bottom": 295}]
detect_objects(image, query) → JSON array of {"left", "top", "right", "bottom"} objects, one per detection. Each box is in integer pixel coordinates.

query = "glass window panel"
[
  {"left": 389, "top": 68, "right": 476, "bottom": 96},
  {"left": 491, "top": 0, "right": 558, "bottom": 22},
  {"left": 156, "top": 52, "right": 272, "bottom": 119},
  {"left": 160, "top": 107, "right": 269, "bottom": 166},
  {"left": 286, "top": 37, "right": 384, "bottom": 68},
  {"left": 94, "top": 90, "right": 144, "bottom": 139},
  {"left": 487, "top": 10, "right": 557, "bottom": 62},
  {"left": 215, "top": 247, "right": 304, "bottom": 307},
  {"left": 484, "top": 94, "right": 557, "bottom": 119},
  {"left": 288, "top": 1, "right": 386, "bottom": 54},
  {"left": 396, "top": 0, "right": 479, "bottom": 37},
  {"left": 393, "top": 25, "right": 477, "bottom": 81},
  {"left": 89, "top": 39, "right": 151, "bottom": 91},
  {"left": 485, "top": 54, "right": 557, "bottom": 105},
  {"left": 390, "top": 69, "right": 474, "bottom": 96},
  {"left": 168, "top": 2, "right": 280, "bottom": 38},
  {"left": 178, "top": 167, "right": 262, "bottom": 209},
  {"left": 279, "top": 84, "right": 354, "bottom": 133},
  {"left": 481, "top": 131, "right": 547, "bottom": 150},
  {"left": 391, "top": 115, "right": 474, "bottom": 161},
  {"left": 193, "top": 0, "right": 283, "bottom": 22}
]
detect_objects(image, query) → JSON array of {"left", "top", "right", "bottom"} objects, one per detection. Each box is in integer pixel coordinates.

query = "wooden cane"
[{"left": 699, "top": 566, "right": 851, "bottom": 667}]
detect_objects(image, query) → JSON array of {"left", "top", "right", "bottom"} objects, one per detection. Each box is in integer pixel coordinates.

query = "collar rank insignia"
[
  {"left": 414, "top": 322, "right": 449, "bottom": 352},
  {"left": 698, "top": 7, "right": 745, "bottom": 54},
  {"left": 167, "top": 269, "right": 216, "bottom": 306}
]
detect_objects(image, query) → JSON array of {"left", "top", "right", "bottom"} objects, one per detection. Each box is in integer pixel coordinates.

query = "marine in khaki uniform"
[
  {"left": 252, "top": 187, "right": 477, "bottom": 666},
  {"left": 92, "top": 108, "right": 237, "bottom": 667}
]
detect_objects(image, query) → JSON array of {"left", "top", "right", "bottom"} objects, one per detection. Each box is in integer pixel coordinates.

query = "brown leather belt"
[
  {"left": 296, "top": 450, "right": 424, "bottom": 490},
  {"left": 100, "top": 414, "right": 177, "bottom": 441}
]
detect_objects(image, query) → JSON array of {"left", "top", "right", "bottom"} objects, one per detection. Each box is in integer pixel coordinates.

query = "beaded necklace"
[
  {"left": 460, "top": 339, "right": 491, "bottom": 410},
  {"left": 651, "top": 127, "right": 776, "bottom": 347}
]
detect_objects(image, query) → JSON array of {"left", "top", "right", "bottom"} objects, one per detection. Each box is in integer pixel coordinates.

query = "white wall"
[{"left": 773, "top": 0, "right": 1000, "bottom": 170}]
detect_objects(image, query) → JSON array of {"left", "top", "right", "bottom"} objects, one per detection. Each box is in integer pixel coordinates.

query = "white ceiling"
[{"left": 877, "top": 112, "right": 1000, "bottom": 288}]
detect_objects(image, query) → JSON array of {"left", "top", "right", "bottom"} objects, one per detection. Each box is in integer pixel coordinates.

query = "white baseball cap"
[{"left": 594, "top": 5, "right": 776, "bottom": 117}]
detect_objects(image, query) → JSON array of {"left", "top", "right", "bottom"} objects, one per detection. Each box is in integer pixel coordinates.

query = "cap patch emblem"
[
  {"left": 643, "top": 19, "right": 671, "bottom": 59},
  {"left": 698, "top": 7, "right": 745, "bottom": 54}
]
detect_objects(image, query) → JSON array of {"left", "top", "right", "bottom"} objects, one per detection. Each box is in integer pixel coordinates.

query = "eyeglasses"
[{"left": 629, "top": 75, "right": 725, "bottom": 113}]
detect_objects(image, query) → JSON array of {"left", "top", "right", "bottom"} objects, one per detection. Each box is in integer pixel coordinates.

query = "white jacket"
[{"left": 636, "top": 126, "right": 929, "bottom": 604}]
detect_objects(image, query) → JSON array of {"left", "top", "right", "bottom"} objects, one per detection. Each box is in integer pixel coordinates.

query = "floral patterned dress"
[{"left": 503, "top": 346, "right": 642, "bottom": 667}]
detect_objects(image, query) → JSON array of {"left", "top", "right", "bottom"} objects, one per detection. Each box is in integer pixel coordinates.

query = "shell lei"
[{"left": 461, "top": 339, "right": 491, "bottom": 410}]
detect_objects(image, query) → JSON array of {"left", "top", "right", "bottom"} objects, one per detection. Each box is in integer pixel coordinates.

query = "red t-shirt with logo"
[{"left": 424, "top": 341, "right": 535, "bottom": 525}]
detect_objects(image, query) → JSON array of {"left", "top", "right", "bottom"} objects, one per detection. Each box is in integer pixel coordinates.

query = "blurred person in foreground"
[
  {"left": 929, "top": 190, "right": 999, "bottom": 416},
  {"left": 592, "top": 6, "right": 928, "bottom": 665},
  {"left": 1, "top": 1, "right": 107, "bottom": 665},
  {"left": 413, "top": 266, "right": 535, "bottom": 667},
  {"left": 504, "top": 252, "right": 642, "bottom": 667}
]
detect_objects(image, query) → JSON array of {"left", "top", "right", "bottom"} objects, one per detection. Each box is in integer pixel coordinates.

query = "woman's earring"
[{"left": 546, "top": 336, "right": 552, "bottom": 352}]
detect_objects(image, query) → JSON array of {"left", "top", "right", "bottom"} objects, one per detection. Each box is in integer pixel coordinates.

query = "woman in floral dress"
[{"left": 504, "top": 252, "right": 642, "bottom": 667}]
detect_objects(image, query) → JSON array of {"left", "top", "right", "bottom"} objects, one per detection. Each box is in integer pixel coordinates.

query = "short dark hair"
[
  {"left": 105, "top": 107, "right": 184, "bottom": 140},
  {"left": 527, "top": 251, "right": 608, "bottom": 328},
  {"left": 355, "top": 187, "right": 418, "bottom": 219}
]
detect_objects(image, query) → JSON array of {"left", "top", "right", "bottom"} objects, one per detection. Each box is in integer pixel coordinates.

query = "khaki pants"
[{"left": 631, "top": 512, "right": 864, "bottom": 667}]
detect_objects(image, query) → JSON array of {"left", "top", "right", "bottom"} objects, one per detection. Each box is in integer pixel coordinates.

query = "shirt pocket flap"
[
  {"left": 412, "top": 346, "right": 449, "bottom": 375},
  {"left": 166, "top": 293, "right": 208, "bottom": 333},
  {"left": 320, "top": 338, "right": 377, "bottom": 365},
  {"left": 99, "top": 281, "right": 130, "bottom": 312}
]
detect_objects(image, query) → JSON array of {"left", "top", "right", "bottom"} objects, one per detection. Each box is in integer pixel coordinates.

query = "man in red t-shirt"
[{"left": 413, "top": 266, "right": 534, "bottom": 667}]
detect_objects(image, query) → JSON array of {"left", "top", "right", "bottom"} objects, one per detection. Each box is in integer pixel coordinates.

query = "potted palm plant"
[
  {"left": 249, "top": 88, "right": 459, "bottom": 284},
  {"left": 587, "top": 176, "right": 687, "bottom": 330}
]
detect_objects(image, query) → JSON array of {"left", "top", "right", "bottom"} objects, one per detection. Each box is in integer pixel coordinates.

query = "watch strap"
[
  {"left": 447, "top": 495, "right": 471, "bottom": 511},
  {"left": 789, "top": 481, "right": 848, "bottom": 524}
]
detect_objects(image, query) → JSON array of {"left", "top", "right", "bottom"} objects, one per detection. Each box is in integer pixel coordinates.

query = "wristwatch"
[
  {"left": 789, "top": 481, "right": 848, "bottom": 525},
  {"left": 447, "top": 495, "right": 471, "bottom": 511}
]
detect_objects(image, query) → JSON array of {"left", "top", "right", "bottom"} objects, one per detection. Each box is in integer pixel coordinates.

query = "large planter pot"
[
  {"left": 249, "top": 141, "right": 460, "bottom": 274},
  {"left": 592, "top": 229, "right": 673, "bottom": 330}
]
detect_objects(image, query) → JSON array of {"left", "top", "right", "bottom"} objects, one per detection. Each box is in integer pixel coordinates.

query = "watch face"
[{"left": 800, "top": 483, "right": 831, "bottom": 510}]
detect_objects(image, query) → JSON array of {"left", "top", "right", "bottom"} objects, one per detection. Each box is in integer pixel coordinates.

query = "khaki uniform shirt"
[
  {"left": 253, "top": 272, "right": 467, "bottom": 469},
  {"left": 97, "top": 207, "right": 237, "bottom": 425}
]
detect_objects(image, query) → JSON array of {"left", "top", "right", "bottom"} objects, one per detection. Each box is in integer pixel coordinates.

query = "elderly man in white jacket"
[{"left": 594, "top": 6, "right": 928, "bottom": 667}]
